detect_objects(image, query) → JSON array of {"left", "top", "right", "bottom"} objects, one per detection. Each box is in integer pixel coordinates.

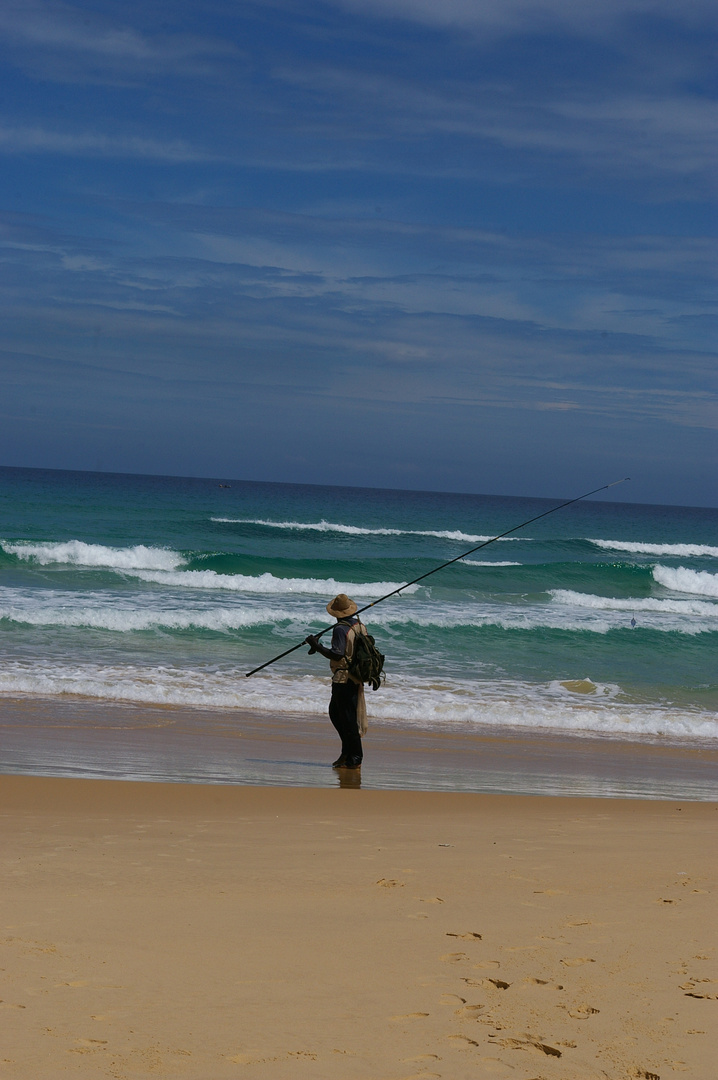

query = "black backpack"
[{"left": 347, "top": 621, "right": 385, "bottom": 691}]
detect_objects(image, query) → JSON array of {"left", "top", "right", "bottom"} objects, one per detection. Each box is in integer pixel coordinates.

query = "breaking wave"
[
  {"left": 1, "top": 662, "right": 716, "bottom": 741},
  {"left": 2, "top": 540, "right": 184, "bottom": 571},
  {"left": 0, "top": 591, "right": 284, "bottom": 632},
  {"left": 550, "top": 589, "right": 718, "bottom": 620},
  {"left": 2, "top": 584, "right": 714, "bottom": 636},
  {"left": 652, "top": 565, "right": 718, "bottom": 599},
  {"left": 212, "top": 518, "right": 527, "bottom": 544},
  {"left": 589, "top": 539, "right": 718, "bottom": 559},
  {"left": 127, "top": 568, "right": 417, "bottom": 596},
  {"left": 461, "top": 560, "right": 522, "bottom": 567}
]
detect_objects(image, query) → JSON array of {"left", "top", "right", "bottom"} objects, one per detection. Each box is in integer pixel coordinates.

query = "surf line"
[{"left": 245, "top": 477, "right": 630, "bottom": 677}]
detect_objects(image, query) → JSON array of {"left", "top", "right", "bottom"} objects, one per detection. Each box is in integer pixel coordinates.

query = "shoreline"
[
  {"left": 2, "top": 694, "right": 717, "bottom": 799},
  {"left": 2, "top": 774, "right": 715, "bottom": 1079}
]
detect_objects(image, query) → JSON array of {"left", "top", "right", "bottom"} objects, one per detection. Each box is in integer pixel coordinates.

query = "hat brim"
[{"left": 326, "top": 597, "right": 358, "bottom": 618}]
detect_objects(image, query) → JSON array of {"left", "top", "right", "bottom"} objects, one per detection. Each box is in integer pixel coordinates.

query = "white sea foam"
[
  {"left": 550, "top": 588, "right": 718, "bottom": 622},
  {"left": 211, "top": 518, "right": 527, "bottom": 544},
  {"left": 127, "top": 568, "right": 417, "bottom": 596},
  {"left": 1, "top": 662, "right": 716, "bottom": 741},
  {"left": 589, "top": 538, "right": 718, "bottom": 558},
  {"left": 0, "top": 588, "right": 286, "bottom": 632},
  {"left": 652, "top": 565, "right": 718, "bottom": 599},
  {"left": 2, "top": 540, "right": 184, "bottom": 571},
  {"left": 461, "top": 560, "right": 522, "bottom": 567},
  {"left": 2, "top": 583, "right": 715, "bottom": 636}
]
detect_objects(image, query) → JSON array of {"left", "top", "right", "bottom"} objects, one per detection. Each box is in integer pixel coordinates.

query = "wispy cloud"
[
  {"left": 330, "top": 0, "right": 718, "bottom": 37},
  {"left": 0, "top": 1, "right": 236, "bottom": 64},
  {"left": 0, "top": 1, "right": 715, "bottom": 498},
  {"left": 0, "top": 125, "right": 215, "bottom": 161},
  {"left": 1, "top": 199, "right": 714, "bottom": 435},
  {"left": 272, "top": 66, "right": 718, "bottom": 190}
]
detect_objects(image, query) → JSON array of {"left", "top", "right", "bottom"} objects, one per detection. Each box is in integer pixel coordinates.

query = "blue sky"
[{"left": 1, "top": 0, "right": 716, "bottom": 505}]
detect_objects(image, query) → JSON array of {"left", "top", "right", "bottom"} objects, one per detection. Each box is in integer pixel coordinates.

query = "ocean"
[{"left": 1, "top": 466, "right": 717, "bottom": 795}]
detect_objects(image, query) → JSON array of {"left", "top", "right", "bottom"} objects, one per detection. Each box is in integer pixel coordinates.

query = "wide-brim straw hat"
[{"left": 326, "top": 593, "right": 358, "bottom": 618}]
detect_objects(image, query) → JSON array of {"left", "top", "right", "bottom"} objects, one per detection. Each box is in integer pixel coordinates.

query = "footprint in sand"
[
  {"left": 376, "top": 878, "right": 405, "bottom": 888},
  {"left": 226, "top": 1058, "right": 280, "bottom": 1067},
  {"left": 524, "top": 977, "right": 564, "bottom": 990},
  {"left": 490, "top": 1037, "right": 562, "bottom": 1058},
  {"left": 561, "top": 957, "right": 595, "bottom": 967},
  {"left": 446, "top": 932, "right": 482, "bottom": 940},
  {"left": 439, "top": 994, "right": 466, "bottom": 1005},
  {"left": 447, "top": 1034, "right": 480, "bottom": 1046},
  {"left": 568, "top": 1005, "right": 600, "bottom": 1019},
  {"left": 455, "top": 1005, "right": 485, "bottom": 1018},
  {"left": 478, "top": 1056, "right": 519, "bottom": 1074},
  {"left": 441, "top": 952, "right": 468, "bottom": 963},
  {"left": 484, "top": 978, "right": 510, "bottom": 990},
  {"left": 472, "top": 960, "right": 501, "bottom": 970},
  {"left": 418, "top": 896, "right": 444, "bottom": 904},
  {"left": 402, "top": 1054, "right": 440, "bottom": 1062}
]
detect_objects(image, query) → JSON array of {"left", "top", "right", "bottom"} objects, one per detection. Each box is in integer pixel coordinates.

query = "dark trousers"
[{"left": 328, "top": 681, "right": 363, "bottom": 762}]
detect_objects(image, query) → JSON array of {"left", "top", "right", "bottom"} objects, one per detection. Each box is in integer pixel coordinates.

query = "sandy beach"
[{"left": 2, "top": 774, "right": 716, "bottom": 1080}]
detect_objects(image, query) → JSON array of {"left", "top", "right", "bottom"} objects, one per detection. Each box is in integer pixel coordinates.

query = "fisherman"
[{"left": 305, "top": 593, "right": 368, "bottom": 770}]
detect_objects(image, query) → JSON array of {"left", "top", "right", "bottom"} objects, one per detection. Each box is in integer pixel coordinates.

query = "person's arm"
[
  {"left": 305, "top": 635, "right": 342, "bottom": 660},
  {"left": 305, "top": 624, "right": 347, "bottom": 660}
]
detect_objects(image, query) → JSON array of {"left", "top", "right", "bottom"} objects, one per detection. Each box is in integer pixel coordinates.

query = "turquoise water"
[{"left": 1, "top": 466, "right": 717, "bottom": 743}]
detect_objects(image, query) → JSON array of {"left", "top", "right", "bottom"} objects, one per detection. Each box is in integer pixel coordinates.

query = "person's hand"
[{"left": 305, "top": 635, "right": 319, "bottom": 654}]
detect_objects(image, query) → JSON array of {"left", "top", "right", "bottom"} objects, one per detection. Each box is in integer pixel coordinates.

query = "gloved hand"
[{"left": 305, "top": 635, "right": 319, "bottom": 654}]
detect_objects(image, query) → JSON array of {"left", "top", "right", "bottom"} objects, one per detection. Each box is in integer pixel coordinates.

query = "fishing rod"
[{"left": 245, "top": 476, "right": 630, "bottom": 677}]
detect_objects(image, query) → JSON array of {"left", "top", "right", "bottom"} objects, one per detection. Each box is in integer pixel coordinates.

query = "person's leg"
[
  {"left": 328, "top": 682, "right": 362, "bottom": 765},
  {"left": 328, "top": 683, "right": 348, "bottom": 763}
]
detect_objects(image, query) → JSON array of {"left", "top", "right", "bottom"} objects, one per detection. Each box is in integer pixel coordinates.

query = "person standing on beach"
[{"left": 305, "top": 593, "right": 368, "bottom": 770}]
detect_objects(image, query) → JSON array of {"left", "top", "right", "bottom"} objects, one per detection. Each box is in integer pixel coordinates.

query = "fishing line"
[{"left": 245, "top": 477, "right": 630, "bottom": 677}]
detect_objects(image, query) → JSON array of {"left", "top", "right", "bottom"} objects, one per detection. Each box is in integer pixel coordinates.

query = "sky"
[{"left": 0, "top": 0, "right": 716, "bottom": 506}]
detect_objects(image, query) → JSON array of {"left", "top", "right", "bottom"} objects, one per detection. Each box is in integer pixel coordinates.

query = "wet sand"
[
  {"left": 2, "top": 696, "right": 717, "bottom": 799},
  {"left": 1, "top": 774, "right": 716, "bottom": 1080}
]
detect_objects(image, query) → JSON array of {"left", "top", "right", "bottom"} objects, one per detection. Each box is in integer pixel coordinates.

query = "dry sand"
[{"left": 1, "top": 775, "right": 716, "bottom": 1079}]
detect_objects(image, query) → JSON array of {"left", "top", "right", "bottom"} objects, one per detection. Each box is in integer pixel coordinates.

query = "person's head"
[{"left": 326, "top": 593, "right": 358, "bottom": 620}]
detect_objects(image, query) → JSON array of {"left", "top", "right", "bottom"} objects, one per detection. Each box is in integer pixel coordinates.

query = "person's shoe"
[
  {"left": 332, "top": 756, "right": 347, "bottom": 768},
  {"left": 342, "top": 757, "right": 362, "bottom": 769}
]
